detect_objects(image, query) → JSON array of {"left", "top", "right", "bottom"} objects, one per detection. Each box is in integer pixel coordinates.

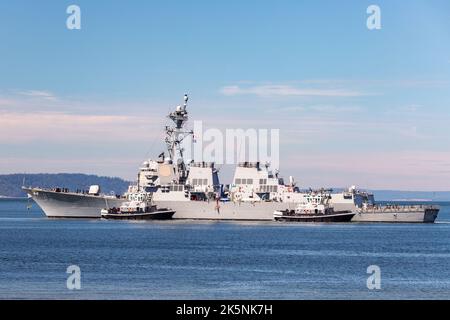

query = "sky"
[{"left": 1, "top": 0, "right": 450, "bottom": 190}]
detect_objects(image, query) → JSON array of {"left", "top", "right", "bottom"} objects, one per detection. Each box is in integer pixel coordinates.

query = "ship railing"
[{"left": 360, "top": 204, "right": 439, "bottom": 212}]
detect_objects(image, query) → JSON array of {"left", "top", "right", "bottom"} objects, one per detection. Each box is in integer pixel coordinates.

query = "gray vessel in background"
[
  {"left": 23, "top": 94, "right": 440, "bottom": 222},
  {"left": 331, "top": 187, "right": 439, "bottom": 223}
]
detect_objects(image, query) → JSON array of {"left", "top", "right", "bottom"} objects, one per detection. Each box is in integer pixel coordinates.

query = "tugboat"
[
  {"left": 274, "top": 189, "right": 355, "bottom": 222},
  {"left": 101, "top": 190, "right": 175, "bottom": 220}
]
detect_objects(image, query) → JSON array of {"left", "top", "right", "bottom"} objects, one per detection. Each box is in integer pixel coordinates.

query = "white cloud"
[
  {"left": 220, "top": 84, "right": 365, "bottom": 97},
  {"left": 0, "top": 111, "right": 164, "bottom": 144},
  {"left": 17, "top": 90, "right": 58, "bottom": 101},
  {"left": 263, "top": 104, "right": 363, "bottom": 115}
]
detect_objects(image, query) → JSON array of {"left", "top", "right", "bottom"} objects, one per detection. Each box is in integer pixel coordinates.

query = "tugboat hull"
[
  {"left": 101, "top": 209, "right": 175, "bottom": 220},
  {"left": 274, "top": 211, "right": 355, "bottom": 223}
]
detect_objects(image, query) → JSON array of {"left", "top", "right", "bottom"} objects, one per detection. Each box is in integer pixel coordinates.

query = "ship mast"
[{"left": 164, "top": 94, "right": 193, "bottom": 183}]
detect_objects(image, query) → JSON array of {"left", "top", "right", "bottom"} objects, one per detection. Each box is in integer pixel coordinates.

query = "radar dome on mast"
[{"left": 182, "top": 94, "right": 188, "bottom": 111}]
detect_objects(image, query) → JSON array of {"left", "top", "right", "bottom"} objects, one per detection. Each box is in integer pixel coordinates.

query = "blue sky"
[{"left": 1, "top": 0, "right": 450, "bottom": 190}]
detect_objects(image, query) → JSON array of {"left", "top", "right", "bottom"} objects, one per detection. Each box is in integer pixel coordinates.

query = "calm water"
[{"left": 0, "top": 199, "right": 449, "bottom": 300}]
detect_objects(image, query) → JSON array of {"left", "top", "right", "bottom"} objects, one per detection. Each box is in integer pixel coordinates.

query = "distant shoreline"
[
  {"left": 390, "top": 199, "right": 433, "bottom": 202},
  {"left": 0, "top": 173, "right": 130, "bottom": 198},
  {"left": 0, "top": 196, "right": 28, "bottom": 199}
]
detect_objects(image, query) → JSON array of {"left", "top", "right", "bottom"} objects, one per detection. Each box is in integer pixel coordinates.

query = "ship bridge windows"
[
  {"left": 259, "top": 185, "right": 278, "bottom": 193},
  {"left": 239, "top": 179, "right": 253, "bottom": 184},
  {"left": 259, "top": 179, "right": 267, "bottom": 185},
  {"left": 169, "top": 185, "right": 184, "bottom": 192},
  {"left": 235, "top": 178, "right": 254, "bottom": 185},
  {"left": 192, "top": 179, "right": 208, "bottom": 186}
]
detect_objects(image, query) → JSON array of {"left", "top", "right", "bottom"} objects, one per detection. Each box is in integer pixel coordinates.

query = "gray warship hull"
[
  {"left": 351, "top": 208, "right": 439, "bottom": 223},
  {"left": 332, "top": 202, "right": 439, "bottom": 223},
  {"left": 23, "top": 187, "right": 125, "bottom": 218},
  {"left": 23, "top": 188, "right": 439, "bottom": 223},
  {"left": 154, "top": 200, "right": 297, "bottom": 221}
]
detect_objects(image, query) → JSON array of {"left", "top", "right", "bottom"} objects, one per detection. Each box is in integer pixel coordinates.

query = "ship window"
[
  {"left": 235, "top": 179, "right": 241, "bottom": 185},
  {"left": 259, "top": 179, "right": 264, "bottom": 185},
  {"left": 193, "top": 179, "right": 198, "bottom": 185},
  {"left": 274, "top": 186, "right": 278, "bottom": 192},
  {"left": 247, "top": 179, "right": 253, "bottom": 184},
  {"left": 203, "top": 179, "right": 208, "bottom": 185}
]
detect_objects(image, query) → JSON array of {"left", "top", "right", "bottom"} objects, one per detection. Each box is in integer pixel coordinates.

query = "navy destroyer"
[
  {"left": 333, "top": 187, "right": 439, "bottom": 223},
  {"left": 23, "top": 95, "right": 440, "bottom": 222}
]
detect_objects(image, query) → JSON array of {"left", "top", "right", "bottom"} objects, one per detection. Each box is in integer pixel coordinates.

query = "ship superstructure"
[{"left": 132, "top": 95, "right": 297, "bottom": 220}]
